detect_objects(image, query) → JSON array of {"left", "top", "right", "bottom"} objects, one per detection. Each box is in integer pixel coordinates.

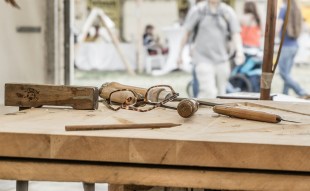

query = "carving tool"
[
  {"left": 65, "top": 123, "right": 181, "bottom": 131},
  {"left": 213, "top": 105, "right": 300, "bottom": 123},
  {"left": 174, "top": 98, "right": 220, "bottom": 107},
  {"left": 175, "top": 98, "right": 299, "bottom": 123}
]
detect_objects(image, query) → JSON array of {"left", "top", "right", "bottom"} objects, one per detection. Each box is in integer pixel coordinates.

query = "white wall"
[
  {"left": 123, "top": 0, "right": 179, "bottom": 42},
  {"left": 0, "top": 0, "right": 47, "bottom": 104}
]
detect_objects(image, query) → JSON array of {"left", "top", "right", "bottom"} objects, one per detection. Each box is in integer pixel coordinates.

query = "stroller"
[
  {"left": 228, "top": 47, "right": 263, "bottom": 93},
  {"left": 186, "top": 47, "right": 262, "bottom": 97}
]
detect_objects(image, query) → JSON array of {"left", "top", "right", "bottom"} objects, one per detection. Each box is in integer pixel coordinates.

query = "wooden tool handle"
[
  {"left": 65, "top": 123, "right": 181, "bottom": 131},
  {"left": 213, "top": 105, "right": 282, "bottom": 123},
  {"left": 99, "top": 86, "right": 136, "bottom": 105},
  {"left": 106, "top": 82, "right": 148, "bottom": 96},
  {"left": 100, "top": 82, "right": 173, "bottom": 103}
]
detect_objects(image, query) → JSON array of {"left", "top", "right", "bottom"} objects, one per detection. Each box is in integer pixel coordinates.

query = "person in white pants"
[{"left": 178, "top": 0, "right": 244, "bottom": 98}]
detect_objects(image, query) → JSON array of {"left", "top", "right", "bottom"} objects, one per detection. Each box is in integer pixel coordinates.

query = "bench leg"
[
  {"left": 83, "top": 183, "right": 95, "bottom": 191},
  {"left": 109, "top": 184, "right": 152, "bottom": 191},
  {"left": 16, "top": 181, "right": 28, "bottom": 191}
]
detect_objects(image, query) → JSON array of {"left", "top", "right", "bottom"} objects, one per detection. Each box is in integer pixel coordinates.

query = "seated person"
[{"left": 143, "top": 24, "right": 168, "bottom": 55}]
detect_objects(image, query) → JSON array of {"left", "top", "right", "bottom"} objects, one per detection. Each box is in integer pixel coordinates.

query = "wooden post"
[
  {"left": 100, "top": 12, "right": 136, "bottom": 76},
  {"left": 16, "top": 181, "right": 28, "bottom": 191},
  {"left": 260, "top": 0, "right": 278, "bottom": 100},
  {"left": 46, "top": 0, "right": 56, "bottom": 84},
  {"left": 136, "top": 0, "right": 143, "bottom": 73},
  {"left": 64, "top": 0, "right": 74, "bottom": 85},
  {"left": 108, "top": 184, "right": 152, "bottom": 191}
]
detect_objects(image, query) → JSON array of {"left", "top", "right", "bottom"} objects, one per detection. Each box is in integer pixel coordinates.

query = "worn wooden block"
[{"left": 5, "top": 83, "right": 99, "bottom": 110}]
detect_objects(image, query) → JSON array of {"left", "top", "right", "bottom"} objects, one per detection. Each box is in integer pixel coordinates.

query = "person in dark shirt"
[{"left": 143, "top": 25, "right": 168, "bottom": 55}]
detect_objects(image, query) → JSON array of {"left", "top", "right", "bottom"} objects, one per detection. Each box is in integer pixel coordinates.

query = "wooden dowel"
[
  {"left": 65, "top": 123, "right": 181, "bottom": 131},
  {"left": 99, "top": 86, "right": 136, "bottom": 105},
  {"left": 107, "top": 82, "right": 148, "bottom": 96}
]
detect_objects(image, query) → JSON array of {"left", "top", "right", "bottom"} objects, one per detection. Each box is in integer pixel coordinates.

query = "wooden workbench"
[{"left": 0, "top": 100, "right": 310, "bottom": 190}]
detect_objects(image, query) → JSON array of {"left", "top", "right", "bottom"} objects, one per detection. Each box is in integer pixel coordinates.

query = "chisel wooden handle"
[
  {"left": 99, "top": 85, "right": 136, "bottom": 105},
  {"left": 213, "top": 105, "right": 282, "bottom": 123},
  {"left": 100, "top": 82, "right": 172, "bottom": 103},
  {"left": 105, "top": 82, "right": 148, "bottom": 96}
]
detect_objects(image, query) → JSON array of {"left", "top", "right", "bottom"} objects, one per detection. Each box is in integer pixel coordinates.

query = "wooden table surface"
[{"left": 1, "top": 100, "right": 310, "bottom": 172}]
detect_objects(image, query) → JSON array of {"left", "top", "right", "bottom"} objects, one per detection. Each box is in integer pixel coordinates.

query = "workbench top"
[{"left": 0, "top": 100, "right": 310, "bottom": 172}]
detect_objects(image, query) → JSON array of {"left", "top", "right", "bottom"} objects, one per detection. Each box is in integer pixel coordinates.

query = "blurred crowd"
[
  {"left": 76, "top": 0, "right": 309, "bottom": 99},
  {"left": 143, "top": 0, "right": 309, "bottom": 99}
]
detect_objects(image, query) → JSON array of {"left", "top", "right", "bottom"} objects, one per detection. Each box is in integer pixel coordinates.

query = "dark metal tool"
[
  {"left": 177, "top": 99, "right": 199, "bottom": 118},
  {"left": 174, "top": 98, "right": 220, "bottom": 107}
]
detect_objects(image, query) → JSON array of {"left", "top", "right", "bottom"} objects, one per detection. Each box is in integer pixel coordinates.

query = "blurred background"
[
  {"left": 0, "top": 0, "right": 310, "bottom": 190},
  {"left": 1, "top": 0, "right": 310, "bottom": 103}
]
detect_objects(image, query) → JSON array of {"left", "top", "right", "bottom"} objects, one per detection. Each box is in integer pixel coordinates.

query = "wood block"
[
  {"left": 1, "top": 102, "right": 310, "bottom": 172},
  {"left": 5, "top": 83, "right": 99, "bottom": 110}
]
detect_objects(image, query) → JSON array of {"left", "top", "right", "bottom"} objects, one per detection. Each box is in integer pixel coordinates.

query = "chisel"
[
  {"left": 213, "top": 105, "right": 299, "bottom": 123},
  {"left": 174, "top": 98, "right": 299, "bottom": 123}
]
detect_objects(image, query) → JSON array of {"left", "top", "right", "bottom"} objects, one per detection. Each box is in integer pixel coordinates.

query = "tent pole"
[{"left": 260, "top": 0, "right": 278, "bottom": 100}]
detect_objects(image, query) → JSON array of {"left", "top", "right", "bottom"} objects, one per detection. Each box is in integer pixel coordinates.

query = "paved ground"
[
  {"left": 0, "top": 64, "right": 309, "bottom": 191},
  {"left": 73, "top": 64, "right": 310, "bottom": 98},
  {"left": 272, "top": 64, "right": 310, "bottom": 96}
]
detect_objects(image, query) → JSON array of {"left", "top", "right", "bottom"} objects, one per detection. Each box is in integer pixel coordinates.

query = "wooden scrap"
[{"left": 5, "top": 83, "right": 99, "bottom": 110}]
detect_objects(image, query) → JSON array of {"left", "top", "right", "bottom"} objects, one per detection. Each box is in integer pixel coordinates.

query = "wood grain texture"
[
  {"left": 1, "top": 159, "right": 310, "bottom": 191},
  {"left": 5, "top": 83, "right": 99, "bottom": 110},
  {"left": 0, "top": 101, "right": 310, "bottom": 172}
]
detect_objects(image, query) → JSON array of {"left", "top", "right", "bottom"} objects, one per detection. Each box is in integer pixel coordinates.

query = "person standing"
[
  {"left": 277, "top": 0, "right": 309, "bottom": 97},
  {"left": 241, "top": 1, "right": 261, "bottom": 48},
  {"left": 178, "top": 0, "right": 244, "bottom": 98}
]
